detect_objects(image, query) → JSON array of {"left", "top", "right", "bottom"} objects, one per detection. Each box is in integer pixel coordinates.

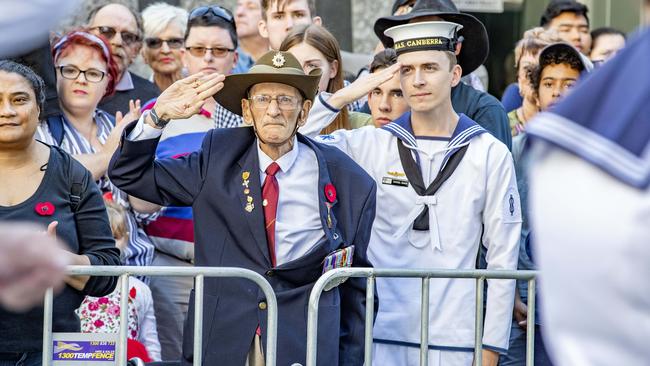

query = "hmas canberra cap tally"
[{"left": 384, "top": 21, "right": 462, "bottom": 56}]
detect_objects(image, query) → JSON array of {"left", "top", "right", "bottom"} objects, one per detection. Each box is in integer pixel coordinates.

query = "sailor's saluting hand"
[{"left": 147, "top": 72, "right": 225, "bottom": 128}]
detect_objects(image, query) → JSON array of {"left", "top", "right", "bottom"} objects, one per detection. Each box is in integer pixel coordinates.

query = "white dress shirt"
[
  {"left": 256, "top": 137, "right": 326, "bottom": 266},
  {"left": 128, "top": 115, "right": 326, "bottom": 266}
]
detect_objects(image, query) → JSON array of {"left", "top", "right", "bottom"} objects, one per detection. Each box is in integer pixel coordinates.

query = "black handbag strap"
[{"left": 397, "top": 139, "right": 469, "bottom": 230}]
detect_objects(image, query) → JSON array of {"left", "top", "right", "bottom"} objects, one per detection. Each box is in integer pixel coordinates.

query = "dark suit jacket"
[
  {"left": 109, "top": 125, "right": 377, "bottom": 366},
  {"left": 99, "top": 72, "right": 160, "bottom": 116},
  {"left": 452, "top": 82, "right": 512, "bottom": 150}
]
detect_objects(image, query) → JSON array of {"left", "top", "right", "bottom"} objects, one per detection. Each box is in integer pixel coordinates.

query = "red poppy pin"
[
  {"left": 129, "top": 287, "right": 137, "bottom": 299},
  {"left": 103, "top": 192, "right": 114, "bottom": 202},
  {"left": 324, "top": 183, "right": 337, "bottom": 203},
  {"left": 35, "top": 202, "right": 55, "bottom": 216}
]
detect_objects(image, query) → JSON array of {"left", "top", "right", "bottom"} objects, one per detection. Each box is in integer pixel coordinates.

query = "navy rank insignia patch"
[{"left": 382, "top": 176, "right": 409, "bottom": 187}]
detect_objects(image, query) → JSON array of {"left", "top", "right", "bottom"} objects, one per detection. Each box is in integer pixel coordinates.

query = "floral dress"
[
  {"left": 75, "top": 277, "right": 161, "bottom": 361},
  {"left": 76, "top": 280, "right": 139, "bottom": 340}
]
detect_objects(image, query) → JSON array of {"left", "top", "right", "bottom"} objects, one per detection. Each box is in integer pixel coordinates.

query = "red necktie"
[{"left": 262, "top": 162, "right": 281, "bottom": 267}]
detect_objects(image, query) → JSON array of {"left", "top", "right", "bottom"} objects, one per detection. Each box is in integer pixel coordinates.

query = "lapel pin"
[
  {"left": 242, "top": 171, "right": 250, "bottom": 188},
  {"left": 326, "top": 203, "right": 333, "bottom": 228},
  {"left": 245, "top": 196, "right": 254, "bottom": 212},
  {"left": 324, "top": 183, "right": 337, "bottom": 228},
  {"left": 263, "top": 199, "right": 268, "bottom": 207}
]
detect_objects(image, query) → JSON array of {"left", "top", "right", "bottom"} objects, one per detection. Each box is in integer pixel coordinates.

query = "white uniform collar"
[{"left": 382, "top": 111, "right": 487, "bottom": 170}]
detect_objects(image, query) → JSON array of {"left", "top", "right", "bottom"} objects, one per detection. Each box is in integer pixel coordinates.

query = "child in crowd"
[{"left": 76, "top": 194, "right": 161, "bottom": 361}]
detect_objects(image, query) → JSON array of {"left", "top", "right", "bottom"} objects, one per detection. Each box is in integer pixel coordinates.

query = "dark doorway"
[{"left": 469, "top": 10, "right": 523, "bottom": 99}]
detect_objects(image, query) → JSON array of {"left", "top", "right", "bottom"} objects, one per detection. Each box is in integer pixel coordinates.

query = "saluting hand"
[
  {"left": 149, "top": 72, "right": 225, "bottom": 125},
  {"left": 327, "top": 63, "right": 401, "bottom": 110}
]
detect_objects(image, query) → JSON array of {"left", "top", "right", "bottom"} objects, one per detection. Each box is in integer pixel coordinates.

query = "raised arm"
[
  {"left": 300, "top": 63, "right": 400, "bottom": 138},
  {"left": 74, "top": 100, "right": 142, "bottom": 181},
  {"left": 108, "top": 73, "right": 225, "bottom": 207}
]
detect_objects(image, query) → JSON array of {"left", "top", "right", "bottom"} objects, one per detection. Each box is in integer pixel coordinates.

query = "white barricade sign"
[{"left": 52, "top": 333, "right": 118, "bottom": 365}]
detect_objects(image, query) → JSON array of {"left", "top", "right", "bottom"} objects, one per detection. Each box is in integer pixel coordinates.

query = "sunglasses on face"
[
  {"left": 57, "top": 65, "right": 106, "bottom": 83},
  {"left": 145, "top": 37, "right": 184, "bottom": 49},
  {"left": 189, "top": 5, "right": 235, "bottom": 25},
  {"left": 91, "top": 26, "right": 141, "bottom": 45},
  {"left": 186, "top": 46, "right": 235, "bottom": 58}
]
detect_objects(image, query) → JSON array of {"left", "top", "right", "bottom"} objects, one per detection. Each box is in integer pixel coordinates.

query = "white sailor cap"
[{"left": 384, "top": 21, "right": 463, "bottom": 55}]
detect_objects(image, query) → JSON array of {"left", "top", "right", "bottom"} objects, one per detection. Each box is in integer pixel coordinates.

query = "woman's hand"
[
  {"left": 45, "top": 221, "right": 91, "bottom": 291},
  {"left": 115, "top": 99, "right": 141, "bottom": 129},
  {"left": 102, "top": 99, "right": 141, "bottom": 158},
  {"left": 149, "top": 72, "right": 225, "bottom": 126},
  {"left": 326, "top": 63, "right": 401, "bottom": 110}
]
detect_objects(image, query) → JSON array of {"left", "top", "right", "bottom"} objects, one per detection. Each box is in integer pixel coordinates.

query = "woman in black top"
[{"left": 0, "top": 61, "right": 120, "bottom": 364}]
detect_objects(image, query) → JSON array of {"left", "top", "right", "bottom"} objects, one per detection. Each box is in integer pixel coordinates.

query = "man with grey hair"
[
  {"left": 141, "top": 2, "right": 188, "bottom": 91},
  {"left": 88, "top": 3, "right": 160, "bottom": 115}
]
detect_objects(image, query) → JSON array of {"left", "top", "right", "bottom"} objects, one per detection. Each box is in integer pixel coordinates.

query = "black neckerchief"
[{"left": 397, "top": 139, "right": 469, "bottom": 230}]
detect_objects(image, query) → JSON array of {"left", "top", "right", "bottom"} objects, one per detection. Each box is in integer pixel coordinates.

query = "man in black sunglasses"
[{"left": 86, "top": 3, "right": 160, "bottom": 116}]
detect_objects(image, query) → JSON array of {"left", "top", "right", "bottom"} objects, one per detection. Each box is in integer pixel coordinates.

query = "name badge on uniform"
[
  {"left": 382, "top": 177, "right": 409, "bottom": 187},
  {"left": 322, "top": 245, "right": 354, "bottom": 291}
]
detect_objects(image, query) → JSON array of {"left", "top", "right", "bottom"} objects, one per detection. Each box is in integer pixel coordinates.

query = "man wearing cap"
[
  {"left": 309, "top": 0, "right": 511, "bottom": 151},
  {"left": 301, "top": 19, "right": 520, "bottom": 366},
  {"left": 502, "top": 42, "right": 592, "bottom": 366},
  {"left": 108, "top": 51, "right": 376, "bottom": 365}
]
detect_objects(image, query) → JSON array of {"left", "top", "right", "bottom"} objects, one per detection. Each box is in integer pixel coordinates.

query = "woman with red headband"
[{"left": 36, "top": 30, "right": 158, "bottom": 271}]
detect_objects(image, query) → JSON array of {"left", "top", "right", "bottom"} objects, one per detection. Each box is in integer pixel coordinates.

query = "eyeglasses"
[
  {"left": 57, "top": 65, "right": 106, "bottom": 83},
  {"left": 145, "top": 37, "right": 184, "bottom": 49},
  {"left": 186, "top": 46, "right": 235, "bottom": 58},
  {"left": 189, "top": 5, "right": 235, "bottom": 25},
  {"left": 91, "top": 26, "right": 141, "bottom": 45},
  {"left": 249, "top": 95, "right": 301, "bottom": 111}
]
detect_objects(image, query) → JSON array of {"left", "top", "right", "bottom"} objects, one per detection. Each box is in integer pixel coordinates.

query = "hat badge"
[{"left": 272, "top": 52, "right": 286, "bottom": 68}]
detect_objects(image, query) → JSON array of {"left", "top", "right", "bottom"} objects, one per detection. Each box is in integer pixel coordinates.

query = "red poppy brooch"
[
  {"left": 324, "top": 183, "right": 337, "bottom": 203},
  {"left": 35, "top": 202, "right": 55, "bottom": 216}
]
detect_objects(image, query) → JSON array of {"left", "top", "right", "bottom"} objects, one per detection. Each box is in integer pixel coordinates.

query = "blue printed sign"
[
  {"left": 53, "top": 340, "right": 115, "bottom": 361},
  {"left": 52, "top": 333, "right": 118, "bottom": 366}
]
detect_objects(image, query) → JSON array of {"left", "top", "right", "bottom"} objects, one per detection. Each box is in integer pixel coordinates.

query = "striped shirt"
[{"left": 36, "top": 110, "right": 156, "bottom": 274}]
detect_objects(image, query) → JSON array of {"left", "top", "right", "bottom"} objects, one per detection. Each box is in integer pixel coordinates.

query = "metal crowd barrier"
[
  {"left": 306, "top": 268, "right": 538, "bottom": 366},
  {"left": 42, "top": 266, "right": 278, "bottom": 366}
]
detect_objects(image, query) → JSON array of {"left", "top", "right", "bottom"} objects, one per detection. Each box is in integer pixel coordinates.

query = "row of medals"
[{"left": 242, "top": 171, "right": 268, "bottom": 212}]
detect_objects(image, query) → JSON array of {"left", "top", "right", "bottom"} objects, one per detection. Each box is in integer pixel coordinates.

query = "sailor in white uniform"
[
  {"left": 527, "top": 28, "right": 650, "bottom": 366},
  {"left": 301, "top": 21, "right": 521, "bottom": 366}
]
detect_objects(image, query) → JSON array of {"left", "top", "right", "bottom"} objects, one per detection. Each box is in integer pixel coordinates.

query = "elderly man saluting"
[{"left": 108, "top": 51, "right": 376, "bottom": 366}]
